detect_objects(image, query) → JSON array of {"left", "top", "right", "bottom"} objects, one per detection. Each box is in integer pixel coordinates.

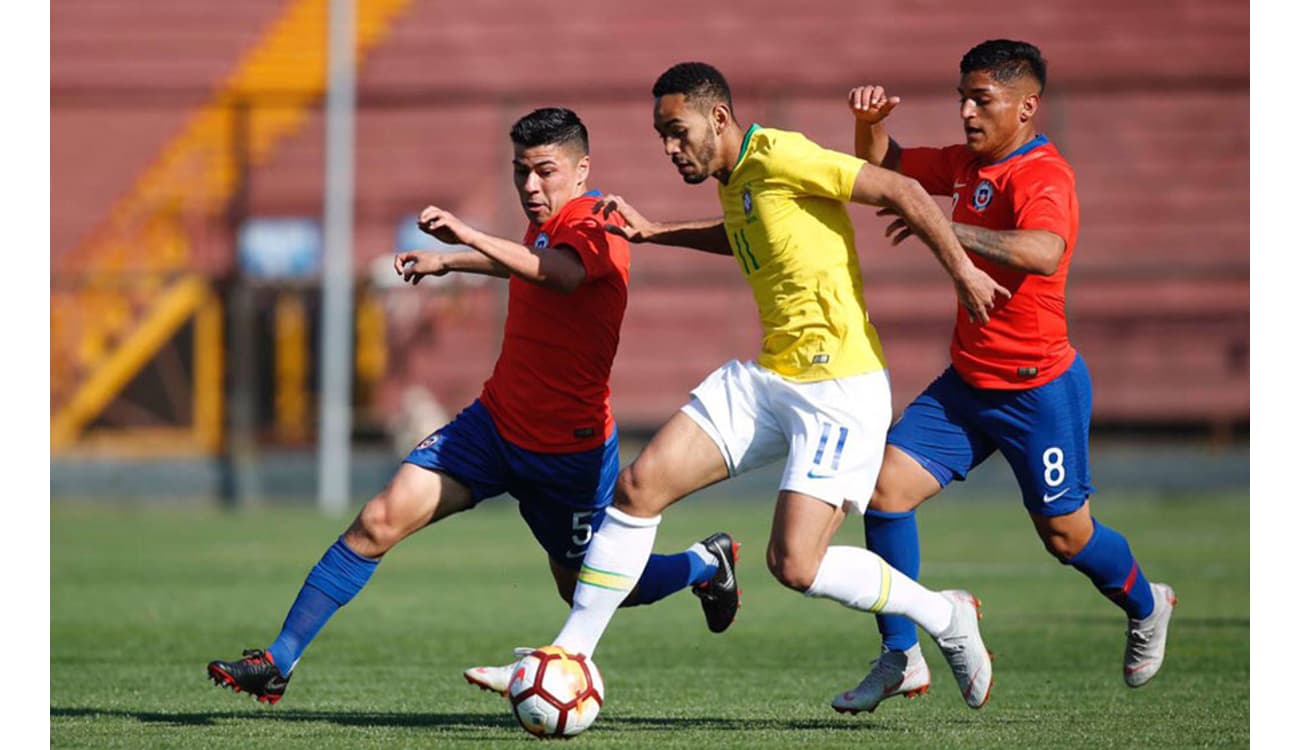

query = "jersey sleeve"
[
  {"left": 898, "top": 145, "right": 964, "bottom": 196},
  {"left": 1010, "top": 160, "right": 1075, "bottom": 238},
  {"left": 766, "top": 133, "right": 865, "bottom": 201},
  {"left": 550, "top": 212, "right": 618, "bottom": 281}
]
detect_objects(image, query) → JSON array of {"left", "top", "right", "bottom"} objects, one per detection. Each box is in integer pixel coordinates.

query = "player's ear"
[
  {"left": 711, "top": 102, "right": 731, "bottom": 135},
  {"left": 575, "top": 153, "right": 591, "bottom": 186},
  {"left": 1020, "top": 92, "right": 1040, "bottom": 122}
]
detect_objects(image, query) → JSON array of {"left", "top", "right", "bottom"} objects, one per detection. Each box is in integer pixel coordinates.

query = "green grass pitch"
[{"left": 52, "top": 491, "right": 1247, "bottom": 748}]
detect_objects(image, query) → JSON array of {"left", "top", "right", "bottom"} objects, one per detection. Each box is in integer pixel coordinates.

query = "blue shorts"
[
  {"left": 403, "top": 400, "right": 619, "bottom": 568},
  {"left": 887, "top": 354, "right": 1094, "bottom": 517}
]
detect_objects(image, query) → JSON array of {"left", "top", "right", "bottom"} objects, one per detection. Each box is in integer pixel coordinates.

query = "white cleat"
[
  {"left": 934, "top": 590, "right": 993, "bottom": 709},
  {"left": 831, "top": 644, "right": 931, "bottom": 714},
  {"left": 463, "top": 647, "right": 535, "bottom": 696},
  {"left": 1124, "top": 582, "right": 1177, "bottom": 687}
]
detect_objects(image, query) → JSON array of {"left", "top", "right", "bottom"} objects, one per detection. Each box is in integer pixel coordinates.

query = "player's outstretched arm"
[
  {"left": 847, "top": 85, "right": 903, "bottom": 170},
  {"left": 393, "top": 249, "right": 510, "bottom": 284},
  {"left": 593, "top": 194, "right": 732, "bottom": 256},
  {"left": 851, "top": 165, "right": 1010, "bottom": 323},
  {"left": 418, "top": 204, "right": 587, "bottom": 293}
]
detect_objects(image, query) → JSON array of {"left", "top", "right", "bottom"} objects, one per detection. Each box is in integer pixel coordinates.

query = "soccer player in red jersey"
[
  {"left": 832, "top": 40, "right": 1176, "bottom": 713},
  {"left": 206, "top": 108, "right": 736, "bottom": 705}
]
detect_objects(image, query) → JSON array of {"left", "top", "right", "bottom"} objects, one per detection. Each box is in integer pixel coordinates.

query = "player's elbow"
[
  {"left": 886, "top": 175, "right": 931, "bottom": 217},
  {"left": 1026, "top": 236, "right": 1066, "bottom": 275}
]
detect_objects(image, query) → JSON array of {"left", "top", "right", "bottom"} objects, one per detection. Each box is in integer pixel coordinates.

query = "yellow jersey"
[{"left": 719, "top": 124, "right": 887, "bottom": 382}]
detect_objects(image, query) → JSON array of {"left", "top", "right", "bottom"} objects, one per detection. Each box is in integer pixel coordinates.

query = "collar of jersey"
[
  {"left": 989, "top": 133, "right": 1049, "bottom": 165},
  {"left": 731, "top": 123, "right": 761, "bottom": 173}
]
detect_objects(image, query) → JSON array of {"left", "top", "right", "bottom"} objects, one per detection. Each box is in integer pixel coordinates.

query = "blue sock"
[
  {"left": 267, "top": 537, "right": 379, "bottom": 674},
  {"left": 629, "top": 549, "right": 717, "bottom": 606},
  {"left": 865, "top": 508, "right": 921, "bottom": 651},
  {"left": 1067, "top": 517, "right": 1155, "bottom": 619}
]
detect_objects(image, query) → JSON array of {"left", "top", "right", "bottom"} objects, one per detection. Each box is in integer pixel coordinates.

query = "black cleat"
[
  {"left": 207, "top": 649, "right": 291, "bottom": 705},
  {"left": 692, "top": 532, "right": 741, "bottom": 633}
]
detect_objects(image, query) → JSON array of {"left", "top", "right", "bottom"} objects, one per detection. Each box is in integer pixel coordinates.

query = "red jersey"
[
  {"left": 479, "top": 193, "right": 630, "bottom": 452},
  {"left": 900, "top": 135, "right": 1078, "bottom": 389}
]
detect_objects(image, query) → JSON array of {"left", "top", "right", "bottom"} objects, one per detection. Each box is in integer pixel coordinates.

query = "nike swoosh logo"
[
  {"left": 806, "top": 470, "right": 836, "bottom": 479},
  {"left": 1042, "top": 488, "right": 1070, "bottom": 503},
  {"left": 954, "top": 182, "right": 967, "bottom": 188}
]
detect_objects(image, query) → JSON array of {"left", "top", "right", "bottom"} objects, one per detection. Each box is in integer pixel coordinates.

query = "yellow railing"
[{"left": 51, "top": 0, "right": 414, "bottom": 453}]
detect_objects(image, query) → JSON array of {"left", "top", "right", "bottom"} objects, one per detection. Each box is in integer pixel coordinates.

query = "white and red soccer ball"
[{"left": 507, "top": 646, "right": 605, "bottom": 738}]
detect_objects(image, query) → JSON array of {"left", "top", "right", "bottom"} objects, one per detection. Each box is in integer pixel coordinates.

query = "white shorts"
[{"left": 680, "top": 359, "right": 891, "bottom": 515}]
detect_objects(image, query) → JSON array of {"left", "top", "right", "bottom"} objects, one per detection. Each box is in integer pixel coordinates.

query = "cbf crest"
[
  {"left": 972, "top": 180, "right": 995, "bottom": 212},
  {"left": 741, "top": 186, "right": 757, "bottom": 223},
  {"left": 533, "top": 232, "right": 550, "bottom": 249}
]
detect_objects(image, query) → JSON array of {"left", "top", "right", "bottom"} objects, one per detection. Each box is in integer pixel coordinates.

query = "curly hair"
[{"left": 652, "top": 62, "right": 733, "bottom": 110}]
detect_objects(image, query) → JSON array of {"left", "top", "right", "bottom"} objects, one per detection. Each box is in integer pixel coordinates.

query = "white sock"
[
  {"left": 805, "top": 545, "right": 954, "bottom": 637},
  {"left": 553, "top": 507, "right": 661, "bottom": 656}
]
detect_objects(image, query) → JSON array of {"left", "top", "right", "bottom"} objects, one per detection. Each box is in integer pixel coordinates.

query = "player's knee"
[
  {"left": 766, "top": 546, "right": 818, "bottom": 592},
  {"left": 869, "top": 476, "right": 925, "bottom": 513},
  {"left": 349, "top": 493, "right": 404, "bottom": 553},
  {"left": 1037, "top": 525, "right": 1086, "bottom": 562},
  {"left": 613, "top": 463, "right": 660, "bottom": 517}
]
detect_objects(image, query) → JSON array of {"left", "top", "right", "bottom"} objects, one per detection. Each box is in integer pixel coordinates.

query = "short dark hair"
[
  {"left": 652, "top": 62, "right": 733, "bottom": 110},
  {"left": 961, "top": 39, "right": 1047, "bottom": 93},
  {"left": 509, "top": 107, "right": 589, "bottom": 154}
]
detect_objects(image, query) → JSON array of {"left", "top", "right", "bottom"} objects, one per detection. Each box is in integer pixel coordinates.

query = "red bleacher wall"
[{"left": 51, "top": 0, "right": 1249, "bottom": 432}]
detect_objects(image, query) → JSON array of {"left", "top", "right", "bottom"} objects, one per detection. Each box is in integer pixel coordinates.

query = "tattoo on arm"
[{"left": 953, "top": 224, "right": 1019, "bottom": 265}]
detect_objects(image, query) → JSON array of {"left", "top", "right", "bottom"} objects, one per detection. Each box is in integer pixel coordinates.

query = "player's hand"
[
  {"left": 418, "top": 205, "right": 479, "bottom": 246},
  {"left": 592, "top": 194, "right": 657, "bottom": 243},
  {"left": 848, "top": 85, "right": 900, "bottom": 124},
  {"left": 953, "top": 266, "right": 1011, "bottom": 325},
  {"left": 393, "top": 250, "right": 452, "bottom": 285},
  {"left": 877, "top": 207, "right": 914, "bottom": 246}
]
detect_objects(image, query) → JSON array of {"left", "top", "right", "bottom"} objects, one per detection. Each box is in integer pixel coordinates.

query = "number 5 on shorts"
[{"left": 566, "top": 511, "right": 595, "bottom": 559}]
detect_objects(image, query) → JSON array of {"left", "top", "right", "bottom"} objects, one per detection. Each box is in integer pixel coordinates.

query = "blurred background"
[{"left": 49, "top": 0, "right": 1248, "bottom": 507}]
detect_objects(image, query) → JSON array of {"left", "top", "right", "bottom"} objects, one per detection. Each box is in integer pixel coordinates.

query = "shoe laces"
[{"left": 856, "top": 652, "right": 908, "bottom": 692}]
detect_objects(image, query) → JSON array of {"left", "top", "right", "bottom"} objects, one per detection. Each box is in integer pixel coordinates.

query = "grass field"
[{"left": 51, "top": 490, "right": 1248, "bottom": 748}]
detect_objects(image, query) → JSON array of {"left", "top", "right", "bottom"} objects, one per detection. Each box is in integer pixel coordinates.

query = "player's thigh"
[
  {"left": 676, "top": 359, "right": 787, "bottom": 480},
  {"left": 879, "top": 367, "right": 995, "bottom": 509},
  {"left": 512, "top": 431, "right": 620, "bottom": 566},
  {"left": 767, "top": 490, "right": 847, "bottom": 590},
  {"left": 618, "top": 410, "right": 731, "bottom": 516},
  {"left": 775, "top": 369, "right": 891, "bottom": 516},
  {"left": 871, "top": 445, "right": 943, "bottom": 513},
  {"left": 348, "top": 463, "right": 475, "bottom": 556},
  {"left": 985, "top": 356, "right": 1095, "bottom": 517},
  {"left": 352, "top": 400, "right": 510, "bottom": 552}
]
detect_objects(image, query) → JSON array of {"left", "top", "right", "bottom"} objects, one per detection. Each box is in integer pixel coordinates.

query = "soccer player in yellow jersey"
[{"left": 531, "top": 63, "right": 1009, "bottom": 712}]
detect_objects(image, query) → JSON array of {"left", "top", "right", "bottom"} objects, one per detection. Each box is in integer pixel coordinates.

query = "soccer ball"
[{"left": 507, "top": 646, "right": 604, "bottom": 738}]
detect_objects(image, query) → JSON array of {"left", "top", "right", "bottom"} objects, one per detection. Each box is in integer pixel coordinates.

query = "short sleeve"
[
  {"left": 550, "top": 213, "right": 617, "bottom": 280},
  {"left": 766, "top": 133, "right": 865, "bottom": 201},
  {"left": 899, "top": 145, "right": 965, "bottom": 196},
  {"left": 1011, "top": 162, "right": 1075, "bottom": 238}
]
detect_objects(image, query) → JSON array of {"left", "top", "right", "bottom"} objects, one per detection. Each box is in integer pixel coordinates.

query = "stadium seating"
[{"left": 51, "top": 0, "right": 1249, "bottom": 447}]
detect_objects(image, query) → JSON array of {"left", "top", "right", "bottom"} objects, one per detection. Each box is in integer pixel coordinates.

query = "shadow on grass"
[{"left": 50, "top": 706, "right": 1001, "bottom": 733}]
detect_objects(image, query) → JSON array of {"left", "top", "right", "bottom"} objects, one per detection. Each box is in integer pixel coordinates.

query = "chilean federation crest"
[
  {"left": 972, "top": 180, "right": 995, "bottom": 211},
  {"left": 533, "top": 232, "right": 550, "bottom": 249}
]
